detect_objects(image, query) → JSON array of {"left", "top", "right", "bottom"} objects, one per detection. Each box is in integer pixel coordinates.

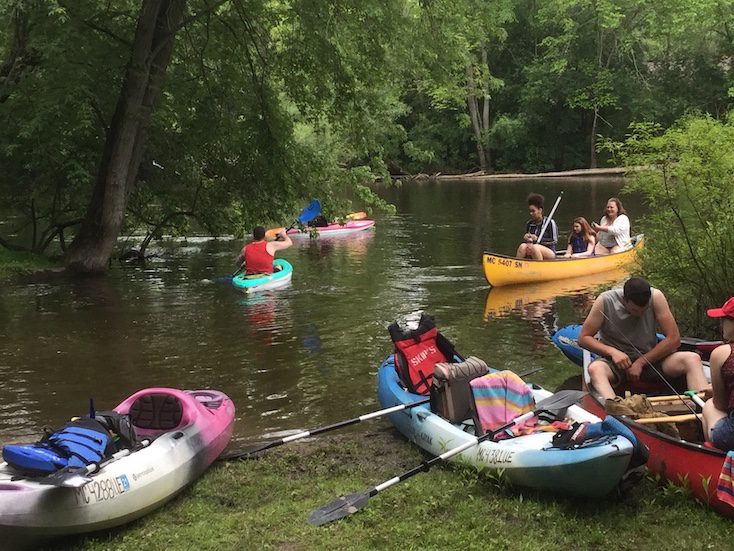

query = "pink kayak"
[
  {"left": 0, "top": 388, "right": 234, "bottom": 547},
  {"left": 287, "top": 219, "right": 375, "bottom": 237}
]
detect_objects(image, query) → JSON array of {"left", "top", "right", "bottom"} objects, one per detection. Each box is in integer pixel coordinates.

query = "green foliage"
[
  {"left": 602, "top": 114, "right": 734, "bottom": 334},
  {"left": 0, "top": 248, "right": 56, "bottom": 276},
  {"left": 5, "top": 0, "right": 734, "bottom": 257}
]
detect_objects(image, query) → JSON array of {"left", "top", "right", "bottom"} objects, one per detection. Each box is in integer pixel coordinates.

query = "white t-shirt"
[{"left": 597, "top": 214, "right": 631, "bottom": 249}]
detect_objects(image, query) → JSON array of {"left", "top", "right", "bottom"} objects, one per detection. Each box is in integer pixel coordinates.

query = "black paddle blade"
[
  {"left": 218, "top": 440, "right": 278, "bottom": 461},
  {"left": 308, "top": 491, "right": 370, "bottom": 526},
  {"left": 30, "top": 467, "right": 93, "bottom": 488},
  {"left": 536, "top": 389, "right": 586, "bottom": 411}
]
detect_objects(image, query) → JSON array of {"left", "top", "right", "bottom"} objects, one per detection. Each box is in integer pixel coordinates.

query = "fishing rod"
[{"left": 598, "top": 309, "right": 702, "bottom": 420}]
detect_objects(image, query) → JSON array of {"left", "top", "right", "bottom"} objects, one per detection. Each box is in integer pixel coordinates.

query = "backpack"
[{"left": 388, "top": 313, "right": 461, "bottom": 395}]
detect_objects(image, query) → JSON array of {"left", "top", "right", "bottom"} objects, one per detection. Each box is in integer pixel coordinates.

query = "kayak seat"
[
  {"left": 431, "top": 357, "right": 489, "bottom": 423},
  {"left": 130, "top": 394, "right": 184, "bottom": 436}
]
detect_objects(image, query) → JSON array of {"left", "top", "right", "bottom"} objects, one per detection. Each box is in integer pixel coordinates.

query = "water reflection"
[{"left": 483, "top": 268, "right": 627, "bottom": 320}]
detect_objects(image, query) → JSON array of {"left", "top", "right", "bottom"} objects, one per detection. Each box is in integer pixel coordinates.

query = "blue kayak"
[
  {"left": 232, "top": 259, "right": 293, "bottom": 293},
  {"left": 377, "top": 355, "right": 635, "bottom": 497}
]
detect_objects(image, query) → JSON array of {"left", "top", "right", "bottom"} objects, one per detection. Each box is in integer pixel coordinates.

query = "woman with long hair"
[{"left": 565, "top": 217, "right": 596, "bottom": 257}]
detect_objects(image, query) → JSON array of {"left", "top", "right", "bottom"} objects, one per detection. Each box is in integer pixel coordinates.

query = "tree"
[
  {"left": 64, "top": 0, "right": 186, "bottom": 273},
  {"left": 0, "top": 0, "right": 407, "bottom": 271},
  {"left": 602, "top": 115, "right": 734, "bottom": 334}
]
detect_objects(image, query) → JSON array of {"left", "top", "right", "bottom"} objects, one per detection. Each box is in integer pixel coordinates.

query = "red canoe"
[
  {"left": 581, "top": 388, "right": 733, "bottom": 519},
  {"left": 552, "top": 324, "right": 733, "bottom": 519}
]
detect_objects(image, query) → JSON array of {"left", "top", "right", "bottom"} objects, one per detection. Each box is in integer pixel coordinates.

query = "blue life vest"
[{"left": 2, "top": 418, "right": 113, "bottom": 475}]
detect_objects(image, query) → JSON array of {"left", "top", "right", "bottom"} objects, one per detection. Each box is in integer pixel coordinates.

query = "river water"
[{"left": 0, "top": 177, "right": 638, "bottom": 447}]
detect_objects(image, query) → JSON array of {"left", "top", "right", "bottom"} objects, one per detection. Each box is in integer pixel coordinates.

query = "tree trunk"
[
  {"left": 589, "top": 106, "right": 598, "bottom": 169},
  {"left": 466, "top": 65, "right": 488, "bottom": 172},
  {"left": 65, "top": 0, "right": 185, "bottom": 274},
  {"left": 480, "top": 45, "right": 491, "bottom": 171}
]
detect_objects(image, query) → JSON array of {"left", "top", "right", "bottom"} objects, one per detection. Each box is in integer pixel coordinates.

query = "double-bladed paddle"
[
  {"left": 219, "top": 366, "right": 546, "bottom": 461},
  {"left": 232, "top": 199, "right": 322, "bottom": 277},
  {"left": 307, "top": 389, "right": 586, "bottom": 526}
]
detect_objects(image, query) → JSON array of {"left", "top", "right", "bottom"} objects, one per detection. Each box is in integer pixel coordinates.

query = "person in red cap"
[{"left": 702, "top": 297, "right": 734, "bottom": 450}]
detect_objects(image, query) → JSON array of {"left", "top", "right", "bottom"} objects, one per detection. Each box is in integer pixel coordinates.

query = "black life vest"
[{"left": 388, "top": 313, "right": 461, "bottom": 395}]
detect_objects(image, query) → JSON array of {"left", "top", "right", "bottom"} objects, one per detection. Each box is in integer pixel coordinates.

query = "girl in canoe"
[
  {"left": 564, "top": 217, "right": 596, "bottom": 257},
  {"left": 702, "top": 297, "right": 734, "bottom": 451},
  {"left": 592, "top": 197, "right": 631, "bottom": 255},
  {"left": 516, "top": 193, "right": 558, "bottom": 260}
]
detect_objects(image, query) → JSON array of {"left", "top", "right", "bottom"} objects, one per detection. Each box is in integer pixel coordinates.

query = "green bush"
[{"left": 604, "top": 115, "right": 734, "bottom": 336}]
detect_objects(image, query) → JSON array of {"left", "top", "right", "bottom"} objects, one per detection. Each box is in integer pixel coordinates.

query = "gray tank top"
[{"left": 598, "top": 288, "right": 658, "bottom": 360}]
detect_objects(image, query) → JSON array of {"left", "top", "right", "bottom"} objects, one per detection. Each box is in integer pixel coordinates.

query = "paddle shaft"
[
  {"left": 251, "top": 398, "right": 430, "bottom": 454},
  {"left": 647, "top": 392, "right": 703, "bottom": 404},
  {"left": 635, "top": 413, "right": 700, "bottom": 425},
  {"left": 226, "top": 366, "right": 545, "bottom": 460},
  {"left": 536, "top": 191, "right": 563, "bottom": 246},
  {"left": 368, "top": 409, "right": 537, "bottom": 495},
  {"left": 237, "top": 200, "right": 321, "bottom": 275}
]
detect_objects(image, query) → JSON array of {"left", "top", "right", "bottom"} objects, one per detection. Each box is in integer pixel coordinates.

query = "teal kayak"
[{"left": 232, "top": 259, "right": 293, "bottom": 293}]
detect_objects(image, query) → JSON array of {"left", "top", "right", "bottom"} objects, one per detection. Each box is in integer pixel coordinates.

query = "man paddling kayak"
[{"left": 238, "top": 226, "right": 292, "bottom": 275}]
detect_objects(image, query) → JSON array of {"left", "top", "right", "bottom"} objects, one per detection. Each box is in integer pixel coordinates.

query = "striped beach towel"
[
  {"left": 470, "top": 371, "right": 536, "bottom": 438},
  {"left": 717, "top": 450, "right": 734, "bottom": 507}
]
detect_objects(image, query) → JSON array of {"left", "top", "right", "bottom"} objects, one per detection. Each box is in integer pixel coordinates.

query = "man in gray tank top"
[{"left": 578, "top": 277, "right": 710, "bottom": 400}]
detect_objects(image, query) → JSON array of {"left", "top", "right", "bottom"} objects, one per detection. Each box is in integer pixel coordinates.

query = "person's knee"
[
  {"left": 679, "top": 351, "right": 703, "bottom": 371},
  {"left": 588, "top": 361, "right": 610, "bottom": 380}
]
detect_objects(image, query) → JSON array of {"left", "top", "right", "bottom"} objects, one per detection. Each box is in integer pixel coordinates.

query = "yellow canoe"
[
  {"left": 483, "top": 268, "right": 627, "bottom": 319},
  {"left": 482, "top": 234, "right": 644, "bottom": 287}
]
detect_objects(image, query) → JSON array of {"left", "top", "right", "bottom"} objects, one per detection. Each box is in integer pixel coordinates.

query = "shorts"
[
  {"left": 594, "top": 357, "right": 663, "bottom": 387},
  {"left": 712, "top": 412, "right": 734, "bottom": 451}
]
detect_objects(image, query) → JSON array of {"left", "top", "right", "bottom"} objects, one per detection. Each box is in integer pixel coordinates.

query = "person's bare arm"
[
  {"left": 710, "top": 345, "right": 731, "bottom": 411},
  {"left": 266, "top": 232, "right": 293, "bottom": 254},
  {"left": 634, "top": 289, "right": 681, "bottom": 366},
  {"left": 585, "top": 236, "right": 595, "bottom": 255}
]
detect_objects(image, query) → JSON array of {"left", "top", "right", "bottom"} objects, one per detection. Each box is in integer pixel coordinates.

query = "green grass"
[
  {"left": 42, "top": 428, "right": 734, "bottom": 550},
  {"left": 0, "top": 248, "right": 57, "bottom": 276}
]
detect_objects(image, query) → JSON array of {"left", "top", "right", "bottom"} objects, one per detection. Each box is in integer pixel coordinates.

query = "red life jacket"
[
  {"left": 243, "top": 240, "right": 274, "bottom": 274},
  {"left": 389, "top": 313, "right": 460, "bottom": 395}
]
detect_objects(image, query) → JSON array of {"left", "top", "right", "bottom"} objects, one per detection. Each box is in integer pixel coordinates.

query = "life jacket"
[
  {"left": 2, "top": 418, "right": 116, "bottom": 475},
  {"left": 388, "top": 313, "right": 461, "bottom": 395},
  {"left": 243, "top": 240, "right": 274, "bottom": 274}
]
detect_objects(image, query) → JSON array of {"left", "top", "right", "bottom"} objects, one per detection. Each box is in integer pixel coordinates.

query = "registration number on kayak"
[
  {"left": 74, "top": 474, "right": 131, "bottom": 505},
  {"left": 486, "top": 257, "right": 524, "bottom": 268}
]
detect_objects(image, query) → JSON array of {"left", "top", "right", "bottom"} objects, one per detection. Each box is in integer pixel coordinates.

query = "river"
[{"left": 0, "top": 177, "right": 639, "bottom": 447}]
